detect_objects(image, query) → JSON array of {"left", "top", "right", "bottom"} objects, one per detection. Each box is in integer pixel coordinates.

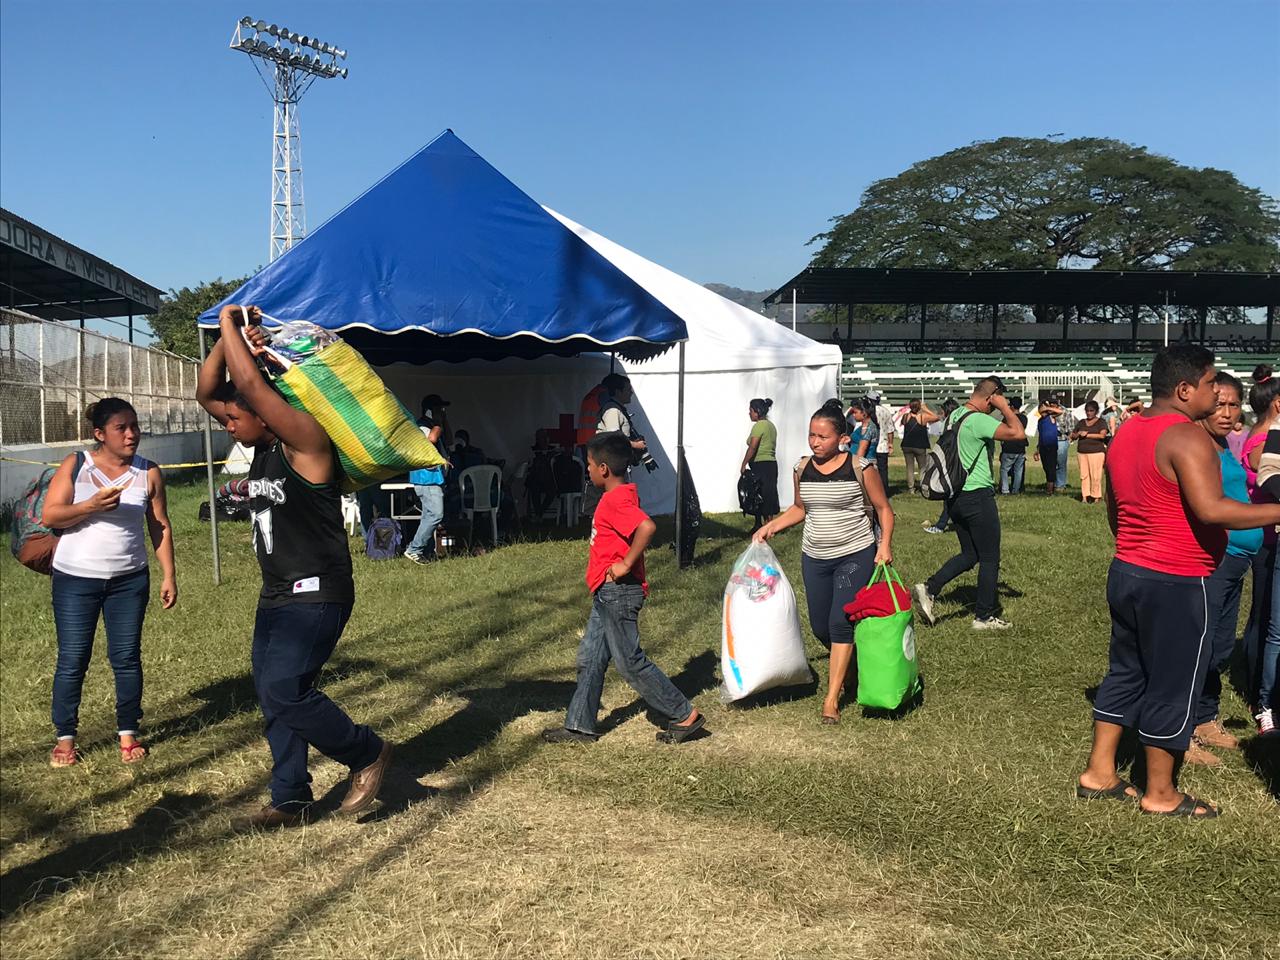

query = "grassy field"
[{"left": 1, "top": 470, "right": 1276, "bottom": 960}]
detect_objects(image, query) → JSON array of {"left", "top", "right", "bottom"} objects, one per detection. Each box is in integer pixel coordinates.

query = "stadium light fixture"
[{"left": 230, "top": 16, "right": 350, "bottom": 262}]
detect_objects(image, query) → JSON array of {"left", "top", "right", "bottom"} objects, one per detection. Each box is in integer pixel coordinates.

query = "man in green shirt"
[{"left": 913, "top": 376, "right": 1026, "bottom": 630}]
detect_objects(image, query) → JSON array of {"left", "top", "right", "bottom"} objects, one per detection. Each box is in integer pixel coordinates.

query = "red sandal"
[
  {"left": 50, "top": 741, "right": 79, "bottom": 768},
  {"left": 119, "top": 741, "right": 148, "bottom": 764}
]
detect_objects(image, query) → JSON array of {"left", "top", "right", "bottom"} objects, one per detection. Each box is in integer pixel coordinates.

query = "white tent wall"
[
  {"left": 376, "top": 354, "right": 835, "bottom": 517},
  {"left": 374, "top": 213, "right": 840, "bottom": 517}
]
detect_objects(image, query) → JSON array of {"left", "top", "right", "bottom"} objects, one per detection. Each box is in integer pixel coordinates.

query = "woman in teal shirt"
[
  {"left": 741, "top": 398, "right": 779, "bottom": 531},
  {"left": 1195, "top": 372, "right": 1261, "bottom": 762}
]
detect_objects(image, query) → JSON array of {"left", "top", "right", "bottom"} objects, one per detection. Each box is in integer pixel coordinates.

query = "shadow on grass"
[
  {"left": 349, "top": 677, "right": 579, "bottom": 819},
  {"left": 0, "top": 791, "right": 215, "bottom": 918},
  {"left": 932, "top": 581, "right": 1026, "bottom": 624},
  {"left": 1241, "top": 735, "right": 1280, "bottom": 801},
  {"left": 724, "top": 674, "right": 820, "bottom": 710}
]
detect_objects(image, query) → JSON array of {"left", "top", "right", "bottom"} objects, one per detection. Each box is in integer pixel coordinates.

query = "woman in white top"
[
  {"left": 41, "top": 398, "right": 176, "bottom": 767},
  {"left": 754, "top": 401, "right": 895, "bottom": 724}
]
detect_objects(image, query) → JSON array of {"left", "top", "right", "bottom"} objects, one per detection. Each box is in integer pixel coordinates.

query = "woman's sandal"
[
  {"left": 50, "top": 742, "right": 79, "bottom": 768},
  {"left": 119, "top": 741, "right": 148, "bottom": 764},
  {"left": 821, "top": 711, "right": 840, "bottom": 726}
]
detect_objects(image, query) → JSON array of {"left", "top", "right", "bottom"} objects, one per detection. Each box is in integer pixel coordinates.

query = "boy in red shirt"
[{"left": 543, "top": 432, "right": 705, "bottom": 744}]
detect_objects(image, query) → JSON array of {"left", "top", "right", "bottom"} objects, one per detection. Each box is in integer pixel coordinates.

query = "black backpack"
[
  {"left": 920, "top": 411, "right": 985, "bottom": 501},
  {"left": 737, "top": 471, "right": 764, "bottom": 515}
]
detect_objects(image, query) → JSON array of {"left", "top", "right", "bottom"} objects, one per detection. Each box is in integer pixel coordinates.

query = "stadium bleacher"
[{"left": 841, "top": 352, "right": 1278, "bottom": 408}]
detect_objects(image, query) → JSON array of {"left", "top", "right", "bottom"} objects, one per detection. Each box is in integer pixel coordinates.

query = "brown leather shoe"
[
  {"left": 1193, "top": 720, "right": 1239, "bottom": 751},
  {"left": 339, "top": 741, "right": 393, "bottom": 815},
  {"left": 234, "top": 803, "right": 310, "bottom": 830},
  {"left": 1183, "top": 741, "right": 1221, "bottom": 767}
]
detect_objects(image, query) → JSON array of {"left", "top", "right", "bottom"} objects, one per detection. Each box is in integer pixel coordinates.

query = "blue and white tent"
[{"left": 198, "top": 129, "right": 687, "bottom": 362}]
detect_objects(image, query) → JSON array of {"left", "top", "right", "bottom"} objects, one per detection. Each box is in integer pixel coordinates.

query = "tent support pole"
[
  {"left": 792, "top": 288, "right": 797, "bottom": 333},
  {"left": 610, "top": 350, "right": 616, "bottom": 374},
  {"left": 675, "top": 340, "right": 687, "bottom": 570},
  {"left": 199, "top": 327, "right": 222, "bottom": 586}
]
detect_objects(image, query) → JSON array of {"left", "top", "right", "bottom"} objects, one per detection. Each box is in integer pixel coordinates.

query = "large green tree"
[
  {"left": 147, "top": 276, "right": 248, "bottom": 358},
  {"left": 810, "top": 137, "right": 1280, "bottom": 274}
]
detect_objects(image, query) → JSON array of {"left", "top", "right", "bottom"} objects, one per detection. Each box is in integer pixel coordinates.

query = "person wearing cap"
[
  {"left": 405, "top": 394, "right": 452, "bottom": 564},
  {"left": 583, "top": 373, "right": 648, "bottom": 516}
]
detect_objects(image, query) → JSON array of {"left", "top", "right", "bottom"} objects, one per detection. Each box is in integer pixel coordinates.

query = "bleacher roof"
[
  {"left": 0, "top": 208, "right": 162, "bottom": 320},
  {"left": 765, "top": 267, "right": 1279, "bottom": 308}
]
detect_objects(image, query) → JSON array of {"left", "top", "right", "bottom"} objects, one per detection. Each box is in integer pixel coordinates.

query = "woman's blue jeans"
[{"left": 51, "top": 567, "right": 149, "bottom": 738}]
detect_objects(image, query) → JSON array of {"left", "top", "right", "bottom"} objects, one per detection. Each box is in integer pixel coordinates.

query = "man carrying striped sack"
[{"left": 197, "top": 304, "right": 393, "bottom": 829}]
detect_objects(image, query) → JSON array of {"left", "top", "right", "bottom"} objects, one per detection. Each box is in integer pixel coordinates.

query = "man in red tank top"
[{"left": 1076, "top": 346, "right": 1280, "bottom": 819}]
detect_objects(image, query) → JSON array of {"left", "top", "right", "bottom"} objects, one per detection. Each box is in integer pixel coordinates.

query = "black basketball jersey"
[{"left": 247, "top": 443, "right": 354, "bottom": 607}]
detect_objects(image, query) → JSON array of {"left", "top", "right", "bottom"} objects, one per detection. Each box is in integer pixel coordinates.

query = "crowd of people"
[{"left": 29, "top": 302, "right": 1280, "bottom": 823}]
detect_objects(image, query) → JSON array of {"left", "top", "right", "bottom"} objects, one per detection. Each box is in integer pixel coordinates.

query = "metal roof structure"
[
  {"left": 764, "top": 267, "right": 1279, "bottom": 309},
  {"left": 0, "top": 208, "right": 163, "bottom": 323}
]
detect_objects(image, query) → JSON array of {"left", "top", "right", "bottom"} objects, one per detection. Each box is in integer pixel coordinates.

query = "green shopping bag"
[{"left": 853, "top": 563, "right": 921, "bottom": 710}]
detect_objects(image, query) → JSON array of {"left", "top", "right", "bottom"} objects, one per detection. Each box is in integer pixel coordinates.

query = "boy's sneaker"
[
  {"left": 404, "top": 551, "right": 429, "bottom": 565},
  {"left": 972, "top": 616, "right": 1013, "bottom": 631},
  {"left": 541, "top": 727, "right": 598, "bottom": 744},
  {"left": 1257, "top": 709, "right": 1277, "bottom": 737},
  {"left": 912, "top": 584, "right": 936, "bottom": 626}
]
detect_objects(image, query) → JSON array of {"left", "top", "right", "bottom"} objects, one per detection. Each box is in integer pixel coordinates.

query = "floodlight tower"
[{"left": 230, "top": 17, "right": 349, "bottom": 261}]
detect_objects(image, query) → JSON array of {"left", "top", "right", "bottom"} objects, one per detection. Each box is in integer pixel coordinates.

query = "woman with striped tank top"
[
  {"left": 754, "top": 400, "right": 895, "bottom": 723},
  {"left": 41, "top": 398, "right": 177, "bottom": 768}
]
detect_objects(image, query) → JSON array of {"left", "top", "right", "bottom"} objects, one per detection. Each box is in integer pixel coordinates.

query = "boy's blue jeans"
[
  {"left": 565, "top": 582, "right": 692, "bottom": 735},
  {"left": 1056, "top": 439, "right": 1070, "bottom": 488},
  {"left": 51, "top": 568, "right": 149, "bottom": 738},
  {"left": 407, "top": 484, "right": 444, "bottom": 557}
]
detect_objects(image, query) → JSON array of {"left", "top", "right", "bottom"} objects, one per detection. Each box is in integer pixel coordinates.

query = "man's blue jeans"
[
  {"left": 1056, "top": 439, "right": 1070, "bottom": 488},
  {"left": 51, "top": 568, "right": 149, "bottom": 737},
  {"left": 565, "top": 582, "right": 692, "bottom": 735},
  {"left": 251, "top": 602, "right": 383, "bottom": 808},
  {"left": 407, "top": 484, "right": 444, "bottom": 557},
  {"left": 999, "top": 452, "right": 1025, "bottom": 494}
]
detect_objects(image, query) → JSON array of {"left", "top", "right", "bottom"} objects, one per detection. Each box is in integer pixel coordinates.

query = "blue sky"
[{"left": 2, "top": 0, "right": 1277, "bottom": 333}]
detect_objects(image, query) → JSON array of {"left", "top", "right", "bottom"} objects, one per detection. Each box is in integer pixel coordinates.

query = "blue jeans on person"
[
  {"left": 999, "top": 452, "right": 1025, "bottom": 494},
  {"left": 1261, "top": 560, "right": 1280, "bottom": 712},
  {"left": 1198, "top": 553, "right": 1252, "bottom": 725},
  {"left": 407, "top": 484, "right": 444, "bottom": 557},
  {"left": 926, "top": 487, "right": 1001, "bottom": 620},
  {"left": 251, "top": 602, "right": 383, "bottom": 809},
  {"left": 1056, "top": 439, "right": 1069, "bottom": 488},
  {"left": 565, "top": 582, "right": 692, "bottom": 735},
  {"left": 51, "top": 568, "right": 150, "bottom": 738}
]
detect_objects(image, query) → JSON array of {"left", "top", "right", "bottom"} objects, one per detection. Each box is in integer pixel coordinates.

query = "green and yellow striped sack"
[{"left": 270, "top": 339, "right": 446, "bottom": 493}]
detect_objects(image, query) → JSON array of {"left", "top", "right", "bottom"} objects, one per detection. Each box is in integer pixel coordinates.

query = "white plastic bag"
[{"left": 721, "top": 542, "right": 810, "bottom": 702}]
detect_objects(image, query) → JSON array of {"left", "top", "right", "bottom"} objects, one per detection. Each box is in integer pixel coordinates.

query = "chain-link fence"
[{"left": 0, "top": 307, "right": 205, "bottom": 445}]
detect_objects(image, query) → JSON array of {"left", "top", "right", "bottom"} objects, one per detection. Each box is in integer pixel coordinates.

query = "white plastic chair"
[
  {"left": 459, "top": 465, "right": 502, "bottom": 543},
  {"left": 340, "top": 494, "right": 361, "bottom": 536}
]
